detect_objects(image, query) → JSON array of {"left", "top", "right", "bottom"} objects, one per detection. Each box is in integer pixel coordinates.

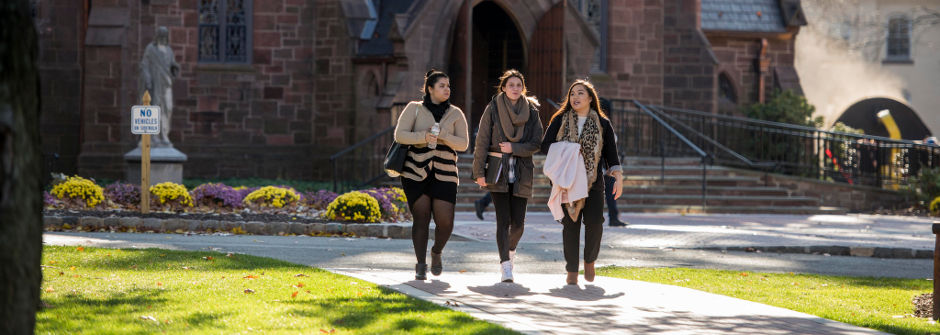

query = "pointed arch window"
[{"left": 199, "top": 0, "right": 252, "bottom": 63}]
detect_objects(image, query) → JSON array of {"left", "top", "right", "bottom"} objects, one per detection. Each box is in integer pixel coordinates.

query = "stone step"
[
  {"left": 452, "top": 191, "right": 816, "bottom": 206},
  {"left": 453, "top": 203, "right": 846, "bottom": 215}
]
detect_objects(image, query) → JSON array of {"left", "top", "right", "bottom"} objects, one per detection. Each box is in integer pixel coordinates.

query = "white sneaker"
[
  {"left": 508, "top": 250, "right": 516, "bottom": 271},
  {"left": 500, "top": 261, "right": 513, "bottom": 283}
]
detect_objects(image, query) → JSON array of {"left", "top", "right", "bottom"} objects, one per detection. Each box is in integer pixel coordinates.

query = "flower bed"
[{"left": 43, "top": 175, "right": 410, "bottom": 223}]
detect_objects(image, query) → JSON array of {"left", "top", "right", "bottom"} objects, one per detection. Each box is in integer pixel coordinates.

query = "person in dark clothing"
[
  {"left": 474, "top": 192, "right": 491, "bottom": 220},
  {"left": 540, "top": 79, "right": 623, "bottom": 285},
  {"left": 472, "top": 69, "right": 544, "bottom": 283},
  {"left": 605, "top": 174, "right": 627, "bottom": 226},
  {"left": 394, "top": 70, "right": 469, "bottom": 280}
]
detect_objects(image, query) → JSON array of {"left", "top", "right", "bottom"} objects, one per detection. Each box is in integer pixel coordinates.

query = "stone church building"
[{"left": 35, "top": 0, "right": 806, "bottom": 180}]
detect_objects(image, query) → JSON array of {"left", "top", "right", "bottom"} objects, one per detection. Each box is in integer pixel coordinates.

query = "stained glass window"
[{"left": 199, "top": 0, "right": 251, "bottom": 63}]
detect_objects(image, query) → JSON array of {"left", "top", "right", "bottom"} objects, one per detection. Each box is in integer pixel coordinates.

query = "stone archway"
[
  {"left": 461, "top": 0, "right": 527, "bottom": 133},
  {"left": 836, "top": 97, "right": 930, "bottom": 140}
]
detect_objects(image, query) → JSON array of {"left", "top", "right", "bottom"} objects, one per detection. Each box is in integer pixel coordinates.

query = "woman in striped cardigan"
[{"left": 394, "top": 70, "right": 469, "bottom": 280}]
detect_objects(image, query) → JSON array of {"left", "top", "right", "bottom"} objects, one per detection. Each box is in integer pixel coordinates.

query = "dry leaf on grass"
[{"left": 244, "top": 289, "right": 255, "bottom": 294}]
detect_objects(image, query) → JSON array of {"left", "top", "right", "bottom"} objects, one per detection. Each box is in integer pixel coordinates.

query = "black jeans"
[
  {"left": 491, "top": 188, "right": 527, "bottom": 263},
  {"left": 561, "top": 187, "right": 605, "bottom": 273}
]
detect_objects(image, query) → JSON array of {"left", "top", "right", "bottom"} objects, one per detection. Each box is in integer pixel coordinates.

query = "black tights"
[
  {"left": 491, "top": 191, "right": 527, "bottom": 263},
  {"left": 410, "top": 195, "right": 455, "bottom": 264}
]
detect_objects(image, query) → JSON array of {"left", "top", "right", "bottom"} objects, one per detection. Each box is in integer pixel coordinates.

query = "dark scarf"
[{"left": 423, "top": 95, "right": 450, "bottom": 122}]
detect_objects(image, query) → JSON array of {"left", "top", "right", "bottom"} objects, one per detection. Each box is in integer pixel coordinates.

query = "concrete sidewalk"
[
  {"left": 334, "top": 269, "right": 887, "bottom": 335},
  {"left": 454, "top": 212, "right": 937, "bottom": 257}
]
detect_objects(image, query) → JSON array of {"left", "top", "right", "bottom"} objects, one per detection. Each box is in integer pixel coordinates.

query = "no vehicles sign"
[{"left": 131, "top": 105, "right": 161, "bottom": 135}]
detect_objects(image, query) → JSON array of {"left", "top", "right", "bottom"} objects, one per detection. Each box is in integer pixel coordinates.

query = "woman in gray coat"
[{"left": 471, "top": 69, "right": 544, "bottom": 283}]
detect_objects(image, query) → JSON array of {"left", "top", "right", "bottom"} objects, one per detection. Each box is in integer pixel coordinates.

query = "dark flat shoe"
[
  {"left": 609, "top": 220, "right": 628, "bottom": 227},
  {"left": 474, "top": 200, "right": 485, "bottom": 220},
  {"left": 430, "top": 251, "right": 443, "bottom": 276},
  {"left": 415, "top": 263, "right": 427, "bottom": 280}
]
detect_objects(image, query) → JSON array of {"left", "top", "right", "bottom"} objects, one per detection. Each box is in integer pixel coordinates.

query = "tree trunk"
[{"left": 0, "top": 0, "right": 43, "bottom": 333}]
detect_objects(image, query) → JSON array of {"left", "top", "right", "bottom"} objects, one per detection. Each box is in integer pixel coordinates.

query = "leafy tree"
[{"left": 745, "top": 89, "right": 823, "bottom": 128}]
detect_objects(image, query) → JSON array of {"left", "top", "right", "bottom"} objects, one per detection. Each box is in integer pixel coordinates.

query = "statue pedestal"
[{"left": 124, "top": 146, "right": 187, "bottom": 186}]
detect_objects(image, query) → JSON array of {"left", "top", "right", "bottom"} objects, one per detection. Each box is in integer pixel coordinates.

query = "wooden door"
[{"left": 527, "top": 1, "right": 564, "bottom": 127}]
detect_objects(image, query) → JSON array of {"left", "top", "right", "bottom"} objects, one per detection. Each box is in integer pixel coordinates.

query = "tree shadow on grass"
[
  {"left": 280, "top": 286, "right": 518, "bottom": 334},
  {"left": 80, "top": 247, "right": 311, "bottom": 271},
  {"left": 38, "top": 288, "right": 169, "bottom": 333}
]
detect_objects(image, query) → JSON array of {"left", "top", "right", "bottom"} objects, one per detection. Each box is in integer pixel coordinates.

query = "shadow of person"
[
  {"left": 405, "top": 279, "right": 456, "bottom": 295},
  {"left": 467, "top": 282, "right": 536, "bottom": 300},
  {"left": 546, "top": 284, "right": 625, "bottom": 302}
]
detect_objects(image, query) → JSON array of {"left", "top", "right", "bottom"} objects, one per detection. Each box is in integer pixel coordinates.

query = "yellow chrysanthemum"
[{"left": 50, "top": 176, "right": 104, "bottom": 208}]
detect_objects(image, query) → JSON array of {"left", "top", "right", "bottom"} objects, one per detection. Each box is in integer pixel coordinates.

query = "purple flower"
[
  {"left": 104, "top": 183, "right": 141, "bottom": 207},
  {"left": 191, "top": 183, "right": 244, "bottom": 208},
  {"left": 43, "top": 191, "right": 56, "bottom": 207},
  {"left": 303, "top": 190, "right": 338, "bottom": 210},
  {"left": 361, "top": 187, "right": 408, "bottom": 221}
]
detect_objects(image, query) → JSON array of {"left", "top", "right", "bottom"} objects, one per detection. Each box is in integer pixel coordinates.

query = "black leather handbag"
[
  {"left": 383, "top": 142, "right": 409, "bottom": 177},
  {"left": 384, "top": 106, "right": 418, "bottom": 177}
]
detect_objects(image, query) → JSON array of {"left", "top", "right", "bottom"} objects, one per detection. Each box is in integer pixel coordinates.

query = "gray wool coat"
[{"left": 471, "top": 97, "right": 544, "bottom": 198}]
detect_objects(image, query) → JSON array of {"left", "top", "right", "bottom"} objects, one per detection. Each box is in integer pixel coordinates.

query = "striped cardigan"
[{"left": 393, "top": 101, "right": 470, "bottom": 184}]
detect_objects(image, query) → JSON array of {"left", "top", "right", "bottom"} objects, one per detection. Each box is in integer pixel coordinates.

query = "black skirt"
[{"left": 400, "top": 175, "right": 457, "bottom": 209}]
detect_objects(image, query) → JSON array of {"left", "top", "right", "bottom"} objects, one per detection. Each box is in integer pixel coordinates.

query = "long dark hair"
[
  {"left": 548, "top": 79, "right": 606, "bottom": 124},
  {"left": 422, "top": 69, "right": 449, "bottom": 100}
]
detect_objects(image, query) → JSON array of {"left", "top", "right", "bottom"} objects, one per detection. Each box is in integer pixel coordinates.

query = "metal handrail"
[
  {"left": 329, "top": 126, "right": 395, "bottom": 161},
  {"left": 642, "top": 103, "right": 940, "bottom": 190},
  {"left": 632, "top": 100, "right": 711, "bottom": 208},
  {"left": 329, "top": 103, "right": 407, "bottom": 193},
  {"left": 634, "top": 101, "right": 708, "bottom": 158},
  {"left": 649, "top": 105, "right": 775, "bottom": 170},
  {"left": 652, "top": 104, "right": 917, "bottom": 145}
]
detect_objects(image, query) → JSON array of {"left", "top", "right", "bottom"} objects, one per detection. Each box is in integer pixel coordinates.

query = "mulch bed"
[
  {"left": 43, "top": 209, "right": 330, "bottom": 225},
  {"left": 913, "top": 293, "right": 934, "bottom": 318}
]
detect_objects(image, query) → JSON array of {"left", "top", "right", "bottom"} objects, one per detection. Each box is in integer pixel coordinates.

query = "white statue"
[{"left": 139, "top": 26, "right": 180, "bottom": 147}]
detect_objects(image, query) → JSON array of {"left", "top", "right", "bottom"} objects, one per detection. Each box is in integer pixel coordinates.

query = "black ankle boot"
[
  {"left": 415, "top": 263, "right": 428, "bottom": 280},
  {"left": 431, "top": 251, "right": 443, "bottom": 276}
]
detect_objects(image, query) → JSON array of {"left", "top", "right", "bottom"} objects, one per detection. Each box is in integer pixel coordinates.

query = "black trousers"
[
  {"left": 491, "top": 189, "right": 527, "bottom": 263},
  {"left": 561, "top": 187, "right": 605, "bottom": 273},
  {"left": 604, "top": 175, "right": 619, "bottom": 220}
]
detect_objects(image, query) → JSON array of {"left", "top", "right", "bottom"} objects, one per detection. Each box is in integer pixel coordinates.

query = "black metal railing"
[
  {"left": 604, "top": 99, "right": 712, "bottom": 208},
  {"left": 647, "top": 104, "right": 940, "bottom": 190},
  {"left": 329, "top": 103, "right": 407, "bottom": 193}
]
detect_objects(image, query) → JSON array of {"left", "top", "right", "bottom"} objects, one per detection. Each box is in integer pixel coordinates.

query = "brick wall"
[
  {"left": 313, "top": 0, "right": 355, "bottom": 149},
  {"left": 77, "top": 3, "right": 132, "bottom": 178},
  {"left": 709, "top": 35, "right": 796, "bottom": 107},
  {"left": 37, "top": 1, "right": 85, "bottom": 176},
  {"left": 598, "top": 0, "right": 664, "bottom": 105},
  {"left": 662, "top": 0, "right": 715, "bottom": 112},
  {"left": 74, "top": 0, "right": 320, "bottom": 180}
]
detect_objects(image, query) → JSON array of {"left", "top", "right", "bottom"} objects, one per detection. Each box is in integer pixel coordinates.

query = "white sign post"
[{"left": 132, "top": 91, "right": 160, "bottom": 213}]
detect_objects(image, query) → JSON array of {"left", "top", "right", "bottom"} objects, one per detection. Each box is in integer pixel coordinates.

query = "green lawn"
[
  {"left": 598, "top": 266, "right": 939, "bottom": 335},
  {"left": 37, "top": 246, "right": 517, "bottom": 334}
]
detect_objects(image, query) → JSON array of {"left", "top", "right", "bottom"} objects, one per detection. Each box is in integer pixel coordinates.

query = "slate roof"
[
  {"left": 700, "top": 0, "right": 787, "bottom": 33},
  {"left": 357, "top": 0, "right": 415, "bottom": 57}
]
